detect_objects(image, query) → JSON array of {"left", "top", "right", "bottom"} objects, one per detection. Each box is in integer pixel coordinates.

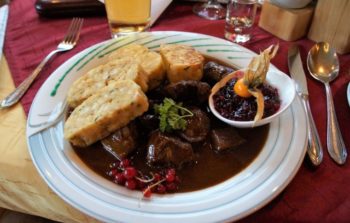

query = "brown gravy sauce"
[
  {"left": 72, "top": 57, "right": 269, "bottom": 193},
  {"left": 74, "top": 125, "right": 268, "bottom": 192}
]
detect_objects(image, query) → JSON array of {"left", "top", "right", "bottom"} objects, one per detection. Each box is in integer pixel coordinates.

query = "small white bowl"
[{"left": 209, "top": 70, "right": 296, "bottom": 128}]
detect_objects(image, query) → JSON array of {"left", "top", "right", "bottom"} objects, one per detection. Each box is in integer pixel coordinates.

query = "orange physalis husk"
[{"left": 243, "top": 44, "right": 279, "bottom": 122}]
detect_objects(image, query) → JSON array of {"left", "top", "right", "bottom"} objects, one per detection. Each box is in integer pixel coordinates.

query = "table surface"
[{"left": 1, "top": 1, "right": 350, "bottom": 222}]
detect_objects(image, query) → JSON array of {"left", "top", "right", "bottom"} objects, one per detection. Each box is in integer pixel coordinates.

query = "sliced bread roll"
[
  {"left": 67, "top": 57, "right": 148, "bottom": 108},
  {"left": 141, "top": 51, "right": 165, "bottom": 89},
  {"left": 64, "top": 80, "right": 149, "bottom": 147},
  {"left": 160, "top": 44, "right": 204, "bottom": 83},
  {"left": 109, "top": 44, "right": 165, "bottom": 90}
]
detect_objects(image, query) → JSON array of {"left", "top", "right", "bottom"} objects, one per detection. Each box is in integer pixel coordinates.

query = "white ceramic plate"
[{"left": 27, "top": 31, "right": 307, "bottom": 223}]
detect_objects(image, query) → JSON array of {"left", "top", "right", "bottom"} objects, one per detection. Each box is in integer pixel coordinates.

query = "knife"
[
  {"left": 288, "top": 44, "right": 323, "bottom": 166},
  {"left": 0, "top": 0, "right": 9, "bottom": 63}
]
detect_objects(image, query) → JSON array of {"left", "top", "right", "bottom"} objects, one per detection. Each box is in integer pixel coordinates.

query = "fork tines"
[{"left": 63, "top": 18, "right": 84, "bottom": 45}]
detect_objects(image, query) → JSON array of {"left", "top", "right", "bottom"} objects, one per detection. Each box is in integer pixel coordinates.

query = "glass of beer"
[{"left": 104, "top": 0, "right": 151, "bottom": 38}]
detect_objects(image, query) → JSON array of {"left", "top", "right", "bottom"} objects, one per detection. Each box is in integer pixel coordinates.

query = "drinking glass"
[
  {"left": 193, "top": 0, "right": 226, "bottom": 20},
  {"left": 104, "top": 0, "right": 151, "bottom": 38},
  {"left": 224, "top": 0, "right": 257, "bottom": 43}
]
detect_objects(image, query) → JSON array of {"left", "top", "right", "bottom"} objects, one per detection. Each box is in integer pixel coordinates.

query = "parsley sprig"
[{"left": 154, "top": 98, "right": 194, "bottom": 132}]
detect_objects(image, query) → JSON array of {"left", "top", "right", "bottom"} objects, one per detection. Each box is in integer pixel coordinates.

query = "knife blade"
[
  {"left": 288, "top": 44, "right": 323, "bottom": 166},
  {"left": 288, "top": 45, "right": 309, "bottom": 95}
]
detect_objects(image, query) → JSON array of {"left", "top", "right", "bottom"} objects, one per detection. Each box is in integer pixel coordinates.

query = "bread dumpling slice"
[
  {"left": 67, "top": 57, "right": 148, "bottom": 108},
  {"left": 160, "top": 44, "right": 204, "bottom": 83},
  {"left": 140, "top": 51, "right": 165, "bottom": 89},
  {"left": 109, "top": 44, "right": 149, "bottom": 58},
  {"left": 109, "top": 44, "right": 165, "bottom": 90},
  {"left": 64, "top": 80, "right": 149, "bottom": 147}
]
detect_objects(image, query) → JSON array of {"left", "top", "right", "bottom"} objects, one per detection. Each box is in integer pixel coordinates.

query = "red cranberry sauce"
[{"left": 213, "top": 78, "right": 280, "bottom": 121}]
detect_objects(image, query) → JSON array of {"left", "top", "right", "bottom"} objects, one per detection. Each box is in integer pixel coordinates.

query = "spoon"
[{"left": 307, "top": 42, "right": 347, "bottom": 165}]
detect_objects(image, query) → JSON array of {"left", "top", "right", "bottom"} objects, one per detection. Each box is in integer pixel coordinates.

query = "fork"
[{"left": 0, "top": 17, "right": 83, "bottom": 109}]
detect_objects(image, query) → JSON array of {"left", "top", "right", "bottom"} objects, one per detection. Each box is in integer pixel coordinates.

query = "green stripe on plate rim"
[
  {"left": 76, "top": 36, "right": 130, "bottom": 71},
  {"left": 50, "top": 45, "right": 104, "bottom": 96}
]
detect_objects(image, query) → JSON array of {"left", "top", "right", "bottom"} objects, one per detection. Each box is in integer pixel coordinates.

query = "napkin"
[
  {"left": 98, "top": 0, "right": 172, "bottom": 26},
  {"left": 0, "top": 3, "right": 8, "bottom": 62}
]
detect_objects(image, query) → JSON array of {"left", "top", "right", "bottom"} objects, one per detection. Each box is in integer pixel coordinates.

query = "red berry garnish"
[
  {"left": 108, "top": 160, "right": 180, "bottom": 196},
  {"left": 153, "top": 173, "right": 161, "bottom": 182},
  {"left": 119, "top": 159, "right": 130, "bottom": 168},
  {"left": 143, "top": 188, "right": 152, "bottom": 198},
  {"left": 167, "top": 168, "right": 176, "bottom": 176},
  {"left": 123, "top": 167, "right": 137, "bottom": 179},
  {"left": 165, "top": 168, "right": 176, "bottom": 182},
  {"left": 114, "top": 173, "right": 126, "bottom": 185},
  {"left": 125, "top": 179, "right": 137, "bottom": 190},
  {"left": 166, "top": 173, "right": 175, "bottom": 183}
]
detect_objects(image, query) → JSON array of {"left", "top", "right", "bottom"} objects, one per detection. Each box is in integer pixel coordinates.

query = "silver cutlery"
[
  {"left": 27, "top": 100, "right": 68, "bottom": 137},
  {"left": 307, "top": 42, "right": 347, "bottom": 165},
  {"left": 0, "top": 17, "right": 83, "bottom": 109},
  {"left": 288, "top": 44, "right": 323, "bottom": 166}
]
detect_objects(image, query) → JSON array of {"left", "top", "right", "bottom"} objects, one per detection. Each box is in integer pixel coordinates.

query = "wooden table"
[{"left": 0, "top": 56, "right": 99, "bottom": 222}]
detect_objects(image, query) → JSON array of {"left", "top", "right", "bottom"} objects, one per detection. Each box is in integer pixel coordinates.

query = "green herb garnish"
[{"left": 154, "top": 98, "right": 194, "bottom": 132}]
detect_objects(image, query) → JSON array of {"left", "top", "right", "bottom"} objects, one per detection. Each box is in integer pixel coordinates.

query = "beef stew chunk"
[
  {"left": 101, "top": 122, "right": 138, "bottom": 160},
  {"left": 164, "top": 80, "right": 210, "bottom": 104},
  {"left": 147, "top": 130, "right": 194, "bottom": 168},
  {"left": 137, "top": 99, "right": 162, "bottom": 132},
  {"left": 146, "top": 85, "right": 167, "bottom": 100},
  {"left": 210, "top": 128, "right": 246, "bottom": 152},
  {"left": 138, "top": 113, "right": 159, "bottom": 132},
  {"left": 179, "top": 107, "right": 210, "bottom": 142},
  {"left": 203, "top": 61, "right": 235, "bottom": 85}
]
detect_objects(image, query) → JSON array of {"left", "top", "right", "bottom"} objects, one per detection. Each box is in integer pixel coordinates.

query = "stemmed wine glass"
[{"left": 193, "top": 0, "right": 226, "bottom": 20}]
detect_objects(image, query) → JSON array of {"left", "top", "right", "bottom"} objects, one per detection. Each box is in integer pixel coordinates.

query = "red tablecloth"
[{"left": 4, "top": 0, "right": 350, "bottom": 222}]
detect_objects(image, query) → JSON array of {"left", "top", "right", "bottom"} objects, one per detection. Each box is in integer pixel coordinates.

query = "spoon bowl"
[
  {"left": 307, "top": 42, "right": 339, "bottom": 83},
  {"left": 307, "top": 42, "right": 347, "bottom": 165}
]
